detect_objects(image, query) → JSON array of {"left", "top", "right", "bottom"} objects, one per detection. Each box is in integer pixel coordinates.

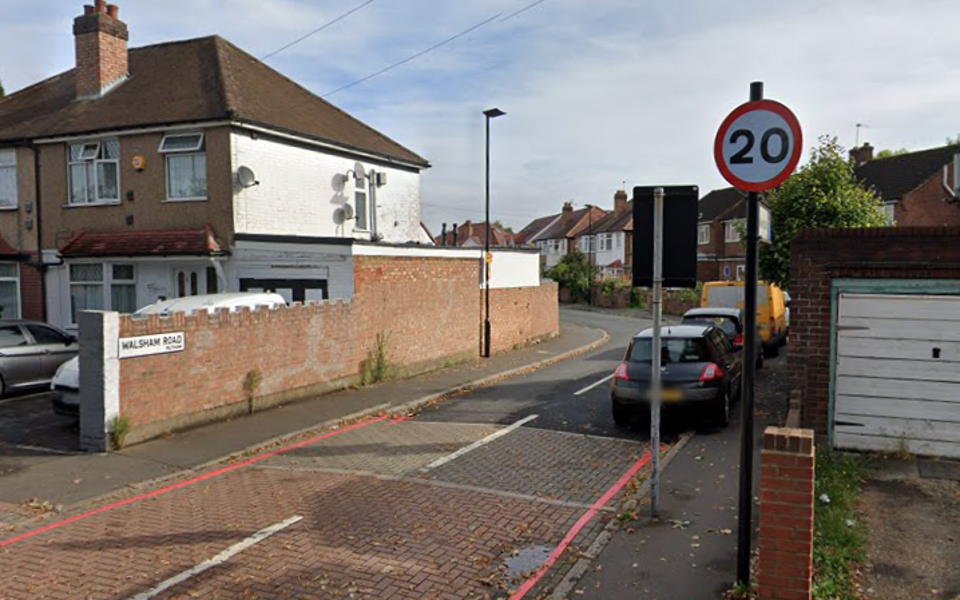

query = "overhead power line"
[
  {"left": 322, "top": 11, "right": 505, "bottom": 97},
  {"left": 259, "top": 0, "right": 378, "bottom": 62}
]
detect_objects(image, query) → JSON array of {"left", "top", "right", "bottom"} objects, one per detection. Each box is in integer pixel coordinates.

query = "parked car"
[
  {"left": 0, "top": 320, "right": 78, "bottom": 398},
  {"left": 610, "top": 324, "right": 743, "bottom": 428},
  {"left": 681, "top": 307, "right": 763, "bottom": 370},
  {"left": 51, "top": 292, "right": 286, "bottom": 417},
  {"left": 700, "top": 281, "right": 788, "bottom": 357}
]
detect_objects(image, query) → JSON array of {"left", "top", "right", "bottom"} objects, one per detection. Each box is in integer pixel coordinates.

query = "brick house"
[
  {"left": 434, "top": 220, "right": 516, "bottom": 247},
  {"left": 0, "top": 3, "right": 431, "bottom": 329},
  {"left": 519, "top": 202, "right": 607, "bottom": 269},
  {"left": 852, "top": 142, "right": 960, "bottom": 226},
  {"left": 696, "top": 187, "right": 771, "bottom": 282}
]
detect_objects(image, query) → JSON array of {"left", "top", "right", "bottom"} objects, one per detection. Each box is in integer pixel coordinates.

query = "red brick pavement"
[{"left": 0, "top": 467, "right": 580, "bottom": 599}]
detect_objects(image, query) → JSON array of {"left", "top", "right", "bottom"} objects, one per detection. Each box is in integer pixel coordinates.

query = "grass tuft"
[{"left": 812, "top": 451, "right": 869, "bottom": 600}]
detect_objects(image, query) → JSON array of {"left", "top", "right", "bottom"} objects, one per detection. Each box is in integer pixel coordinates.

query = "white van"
[{"left": 51, "top": 292, "right": 287, "bottom": 417}]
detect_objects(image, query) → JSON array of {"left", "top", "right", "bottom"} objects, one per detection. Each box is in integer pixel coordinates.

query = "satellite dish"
[
  {"left": 237, "top": 166, "right": 259, "bottom": 188},
  {"left": 353, "top": 162, "right": 367, "bottom": 182},
  {"left": 341, "top": 204, "right": 355, "bottom": 220}
]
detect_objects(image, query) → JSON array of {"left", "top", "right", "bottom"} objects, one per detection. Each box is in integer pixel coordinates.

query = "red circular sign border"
[{"left": 714, "top": 99, "right": 803, "bottom": 193}]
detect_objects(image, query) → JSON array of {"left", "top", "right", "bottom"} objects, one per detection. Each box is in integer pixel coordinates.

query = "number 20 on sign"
[{"left": 714, "top": 99, "right": 802, "bottom": 192}]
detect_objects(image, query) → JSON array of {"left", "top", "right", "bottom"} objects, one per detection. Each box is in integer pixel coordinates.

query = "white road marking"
[
  {"left": 420, "top": 414, "right": 538, "bottom": 472},
  {"left": 0, "top": 442, "right": 76, "bottom": 456},
  {"left": 127, "top": 515, "right": 303, "bottom": 600},
  {"left": 0, "top": 392, "right": 50, "bottom": 406},
  {"left": 574, "top": 373, "right": 614, "bottom": 396}
]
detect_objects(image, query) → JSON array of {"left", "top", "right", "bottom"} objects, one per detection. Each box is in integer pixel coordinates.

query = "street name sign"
[
  {"left": 119, "top": 332, "right": 185, "bottom": 359},
  {"left": 714, "top": 99, "right": 802, "bottom": 192}
]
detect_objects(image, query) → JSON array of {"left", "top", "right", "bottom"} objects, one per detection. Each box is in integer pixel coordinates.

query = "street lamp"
[{"left": 483, "top": 107, "right": 506, "bottom": 359}]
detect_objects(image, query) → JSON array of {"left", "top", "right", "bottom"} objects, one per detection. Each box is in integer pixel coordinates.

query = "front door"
[{"left": 174, "top": 267, "right": 219, "bottom": 298}]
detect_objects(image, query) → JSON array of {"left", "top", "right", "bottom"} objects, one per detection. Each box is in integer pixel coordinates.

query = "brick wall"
[
  {"left": 113, "top": 256, "right": 558, "bottom": 444},
  {"left": 19, "top": 257, "right": 44, "bottom": 321},
  {"left": 485, "top": 282, "right": 559, "bottom": 354},
  {"left": 789, "top": 227, "right": 960, "bottom": 437},
  {"left": 895, "top": 172, "right": 960, "bottom": 226},
  {"left": 758, "top": 427, "right": 815, "bottom": 600}
]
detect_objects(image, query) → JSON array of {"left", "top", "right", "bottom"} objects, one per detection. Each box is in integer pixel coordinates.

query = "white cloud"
[{"left": 3, "top": 0, "right": 960, "bottom": 232}]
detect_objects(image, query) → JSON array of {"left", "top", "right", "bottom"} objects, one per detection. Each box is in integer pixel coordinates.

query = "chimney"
[
  {"left": 73, "top": 3, "right": 129, "bottom": 99},
  {"left": 452, "top": 223, "right": 458, "bottom": 246},
  {"left": 465, "top": 220, "right": 473, "bottom": 239},
  {"left": 561, "top": 202, "right": 574, "bottom": 227},
  {"left": 440, "top": 223, "right": 447, "bottom": 246},
  {"left": 614, "top": 189, "right": 628, "bottom": 216},
  {"left": 850, "top": 142, "right": 874, "bottom": 167}
]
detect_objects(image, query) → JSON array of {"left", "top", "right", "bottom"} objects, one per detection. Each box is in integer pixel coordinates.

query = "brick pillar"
[{"left": 758, "top": 427, "right": 815, "bottom": 600}]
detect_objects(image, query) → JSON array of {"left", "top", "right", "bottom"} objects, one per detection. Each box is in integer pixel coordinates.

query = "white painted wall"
[
  {"left": 354, "top": 245, "right": 541, "bottom": 289},
  {"left": 228, "top": 240, "right": 355, "bottom": 300},
  {"left": 231, "top": 129, "right": 423, "bottom": 244}
]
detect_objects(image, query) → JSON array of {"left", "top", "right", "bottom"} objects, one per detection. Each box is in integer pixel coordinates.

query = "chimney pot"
[
  {"left": 84, "top": 5, "right": 96, "bottom": 14},
  {"left": 107, "top": 4, "right": 119, "bottom": 18},
  {"left": 614, "top": 189, "right": 628, "bottom": 215},
  {"left": 95, "top": 0, "right": 107, "bottom": 13}
]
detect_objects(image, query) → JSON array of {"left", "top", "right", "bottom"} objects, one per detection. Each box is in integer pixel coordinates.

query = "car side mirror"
[{"left": 66, "top": 335, "right": 78, "bottom": 346}]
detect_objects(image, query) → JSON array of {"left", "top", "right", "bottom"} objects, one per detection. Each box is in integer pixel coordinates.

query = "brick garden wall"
[
  {"left": 116, "top": 256, "right": 558, "bottom": 444},
  {"left": 789, "top": 227, "right": 960, "bottom": 438}
]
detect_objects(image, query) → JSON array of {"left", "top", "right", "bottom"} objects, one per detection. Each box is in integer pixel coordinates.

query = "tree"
[
  {"left": 545, "top": 249, "right": 596, "bottom": 303},
  {"left": 758, "top": 136, "right": 885, "bottom": 290},
  {"left": 947, "top": 134, "right": 960, "bottom": 146},
  {"left": 0, "top": 78, "right": 4, "bottom": 99},
  {"left": 875, "top": 148, "right": 908, "bottom": 159},
  {"left": 491, "top": 220, "right": 514, "bottom": 234}
]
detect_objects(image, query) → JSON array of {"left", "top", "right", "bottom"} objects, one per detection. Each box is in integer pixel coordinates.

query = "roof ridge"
[
  {"left": 870, "top": 142, "right": 960, "bottom": 163},
  {"left": 213, "top": 36, "right": 429, "bottom": 167}
]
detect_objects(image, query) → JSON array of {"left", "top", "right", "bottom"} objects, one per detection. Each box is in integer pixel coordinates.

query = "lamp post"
[{"left": 483, "top": 107, "right": 506, "bottom": 359}]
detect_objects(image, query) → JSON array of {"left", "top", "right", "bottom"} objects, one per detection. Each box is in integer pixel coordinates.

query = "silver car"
[{"left": 0, "top": 320, "right": 78, "bottom": 397}]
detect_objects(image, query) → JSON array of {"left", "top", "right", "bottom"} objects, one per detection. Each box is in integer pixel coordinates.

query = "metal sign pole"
[
  {"left": 736, "top": 81, "right": 764, "bottom": 586},
  {"left": 650, "top": 187, "right": 664, "bottom": 518}
]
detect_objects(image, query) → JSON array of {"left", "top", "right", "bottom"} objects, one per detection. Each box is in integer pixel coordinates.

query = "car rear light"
[
  {"left": 733, "top": 333, "right": 744, "bottom": 347},
  {"left": 699, "top": 363, "right": 724, "bottom": 382},
  {"left": 770, "top": 319, "right": 777, "bottom": 335},
  {"left": 614, "top": 362, "right": 630, "bottom": 382}
]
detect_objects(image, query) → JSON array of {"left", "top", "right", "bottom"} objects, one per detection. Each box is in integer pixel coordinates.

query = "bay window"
[{"left": 0, "top": 263, "right": 20, "bottom": 319}]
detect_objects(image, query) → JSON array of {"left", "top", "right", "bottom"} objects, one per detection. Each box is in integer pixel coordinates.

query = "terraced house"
[{"left": 0, "top": 2, "right": 431, "bottom": 329}]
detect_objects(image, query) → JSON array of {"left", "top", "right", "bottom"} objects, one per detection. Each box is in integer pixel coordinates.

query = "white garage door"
[{"left": 834, "top": 293, "right": 960, "bottom": 459}]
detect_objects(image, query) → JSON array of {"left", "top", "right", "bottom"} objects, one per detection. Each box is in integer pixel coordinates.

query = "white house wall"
[
  {"left": 353, "top": 245, "right": 541, "bottom": 289},
  {"left": 227, "top": 240, "right": 356, "bottom": 300},
  {"left": 594, "top": 232, "right": 626, "bottom": 270},
  {"left": 230, "top": 130, "right": 423, "bottom": 244}
]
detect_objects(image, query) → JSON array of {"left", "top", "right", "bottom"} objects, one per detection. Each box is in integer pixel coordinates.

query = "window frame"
[
  {"left": 159, "top": 132, "right": 208, "bottom": 202},
  {"left": 0, "top": 262, "right": 21, "bottom": 319},
  {"left": 724, "top": 220, "right": 742, "bottom": 243},
  {"left": 67, "top": 139, "right": 121, "bottom": 206},
  {"left": 736, "top": 264, "right": 746, "bottom": 281},
  {"left": 68, "top": 262, "right": 137, "bottom": 326},
  {"left": 882, "top": 202, "right": 896, "bottom": 226},
  {"left": 353, "top": 176, "right": 369, "bottom": 231},
  {"left": 698, "top": 224, "right": 711, "bottom": 245},
  {"left": 0, "top": 149, "right": 18, "bottom": 210}
]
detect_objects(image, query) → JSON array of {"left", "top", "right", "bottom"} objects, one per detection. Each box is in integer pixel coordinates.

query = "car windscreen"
[
  {"left": 628, "top": 337, "right": 709, "bottom": 364},
  {"left": 681, "top": 316, "right": 738, "bottom": 338}
]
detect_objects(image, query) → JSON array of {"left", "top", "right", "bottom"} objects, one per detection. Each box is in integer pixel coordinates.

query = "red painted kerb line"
[
  {"left": 0, "top": 415, "right": 388, "bottom": 549},
  {"left": 508, "top": 448, "right": 656, "bottom": 600}
]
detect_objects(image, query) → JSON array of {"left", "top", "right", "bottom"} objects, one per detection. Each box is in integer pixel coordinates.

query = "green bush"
[{"left": 545, "top": 250, "right": 597, "bottom": 303}]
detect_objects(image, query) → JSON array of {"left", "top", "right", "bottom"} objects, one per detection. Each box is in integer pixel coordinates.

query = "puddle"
[{"left": 501, "top": 544, "right": 553, "bottom": 581}]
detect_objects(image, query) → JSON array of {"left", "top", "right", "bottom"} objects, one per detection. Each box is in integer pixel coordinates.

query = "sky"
[{"left": 2, "top": 0, "right": 960, "bottom": 233}]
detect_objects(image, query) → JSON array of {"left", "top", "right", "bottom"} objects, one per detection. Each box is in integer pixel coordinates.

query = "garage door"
[{"left": 834, "top": 293, "right": 960, "bottom": 459}]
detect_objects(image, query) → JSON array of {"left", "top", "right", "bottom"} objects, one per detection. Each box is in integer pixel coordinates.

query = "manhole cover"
[{"left": 501, "top": 544, "right": 552, "bottom": 582}]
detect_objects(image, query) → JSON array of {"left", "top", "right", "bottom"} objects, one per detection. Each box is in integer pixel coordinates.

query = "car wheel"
[
  {"left": 612, "top": 402, "right": 631, "bottom": 427},
  {"left": 712, "top": 389, "right": 731, "bottom": 428}
]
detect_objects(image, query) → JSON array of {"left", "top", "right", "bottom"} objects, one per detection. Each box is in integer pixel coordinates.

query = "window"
[
  {"left": 736, "top": 265, "right": 746, "bottom": 281},
  {"left": 68, "top": 140, "right": 120, "bottom": 204},
  {"left": 0, "top": 263, "right": 20, "bottom": 319},
  {"left": 25, "top": 324, "right": 72, "bottom": 345},
  {"left": 629, "top": 337, "right": 709, "bottom": 363},
  {"left": 354, "top": 176, "right": 369, "bottom": 230},
  {"left": 0, "top": 149, "right": 17, "bottom": 209},
  {"left": 882, "top": 203, "right": 896, "bottom": 225},
  {"left": 698, "top": 225, "right": 711, "bottom": 245},
  {"left": 69, "top": 263, "right": 136, "bottom": 324},
  {"left": 579, "top": 236, "right": 595, "bottom": 253},
  {"left": 0, "top": 325, "right": 27, "bottom": 348},
  {"left": 615, "top": 233, "right": 622, "bottom": 249},
  {"left": 725, "top": 220, "right": 742, "bottom": 243},
  {"left": 598, "top": 233, "right": 613, "bottom": 252},
  {"left": 160, "top": 133, "right": 207, "bottom": 200}
]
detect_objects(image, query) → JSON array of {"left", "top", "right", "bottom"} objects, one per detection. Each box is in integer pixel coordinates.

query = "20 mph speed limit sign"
[{"left": 714, "top": 99, "right": 802, "bottom": 192}]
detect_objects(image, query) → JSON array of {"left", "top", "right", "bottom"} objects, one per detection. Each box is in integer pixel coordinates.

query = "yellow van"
[{"left": 700, "top": 281, "right": 788, "bottom": 357}]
